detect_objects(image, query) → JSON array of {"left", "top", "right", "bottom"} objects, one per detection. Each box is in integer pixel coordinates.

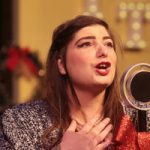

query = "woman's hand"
[{"left": 60, "top": 115, "right": 113, "bottom": 150}]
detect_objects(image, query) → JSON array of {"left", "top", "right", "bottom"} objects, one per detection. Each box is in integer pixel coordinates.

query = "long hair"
[{"left": 44, "top": 15, "right": 123, "bottom": 147}]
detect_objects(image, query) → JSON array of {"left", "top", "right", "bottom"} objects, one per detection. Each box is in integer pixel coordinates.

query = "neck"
[{"left": 69, "top": 87, "right": 106, "bottom": 125}]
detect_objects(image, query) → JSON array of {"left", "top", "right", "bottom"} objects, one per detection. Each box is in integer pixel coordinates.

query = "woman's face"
[{"left": 58, "top": 25, "right": 117, "bottom": 91}]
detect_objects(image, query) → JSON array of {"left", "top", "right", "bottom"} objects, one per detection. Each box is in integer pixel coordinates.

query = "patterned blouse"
[{"left": 0, "top": 100, "right": 60, "bottom": 150}]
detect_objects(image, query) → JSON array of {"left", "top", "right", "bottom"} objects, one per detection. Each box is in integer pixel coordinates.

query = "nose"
[{"left": 96, "top": 43, "right": 108, "bottom": 58}]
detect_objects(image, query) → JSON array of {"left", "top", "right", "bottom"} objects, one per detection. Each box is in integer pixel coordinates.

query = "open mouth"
[
  {"left": 95, "top": 62, "right": 111, "bottom": 76},
  {"left": 96, "top": 62, "right": 111, "bottom": 70}
]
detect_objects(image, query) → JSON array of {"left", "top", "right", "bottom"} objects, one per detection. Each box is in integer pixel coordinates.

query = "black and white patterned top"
[{"left": 0, "top": 100, "right": 60, "bottom": 150}]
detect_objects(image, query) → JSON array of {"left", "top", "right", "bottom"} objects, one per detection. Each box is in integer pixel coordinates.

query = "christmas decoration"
[{"left": 0, "top": 46, "right": 44, "bottom": 111}]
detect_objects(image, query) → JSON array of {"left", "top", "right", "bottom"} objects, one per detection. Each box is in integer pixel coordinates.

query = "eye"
[
  {"left": 77, "top": 41, "right": 92, "bottom": 48},
  {"left": 105, "top": 41, "right": 114, "bottom": 48}
]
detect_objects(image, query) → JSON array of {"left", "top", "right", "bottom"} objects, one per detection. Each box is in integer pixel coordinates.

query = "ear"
[{"left": 57, "top": 58, "right": 66, "bottom": 75}]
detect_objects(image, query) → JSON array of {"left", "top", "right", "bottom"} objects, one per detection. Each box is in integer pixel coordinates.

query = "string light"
[
  {"left": 95, "top": 12, "right": 103, "bottom": 18},
  {"left": 119, "top": 2, "right": 127, "bottom": 10},
  {"left": 145, "top": 11, "right": 150, "bottom": 20},
  {"left": 118, "top": 1, "right": 150, "bottom": 49},
  {"left": 132, "top": 22, "right": 141, "bottom": 30},
  {"left": 137, "top": 2, "right": 145, "bottom": 10},
  {"left": 138, "top": 40, "right": 146, "bottom": 49},
  {"left": 119, "top": 10, "right": 127, "bottom": 19},
  {"left": 132, "top": 33, "right": 141, "bottom": 41},
  {"left": 126, "top": 40, "right": 135, "bottom": 48},
  {"left": 89, "top": 5, "right": 97, "bottom": 13},
  {"left": 83, "top": 0, "right": 103, "bottom": 18},
  {"left": 128, "top": 3, "right": 135, "bottom": 10}
]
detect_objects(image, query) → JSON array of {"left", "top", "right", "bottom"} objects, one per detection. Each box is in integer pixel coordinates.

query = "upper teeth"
[
  {"left": 100, "top": 64, "right": 106, "bottom": 67},
  {"left": 99, "top": 64, "right": 107, "bottom": 69}
]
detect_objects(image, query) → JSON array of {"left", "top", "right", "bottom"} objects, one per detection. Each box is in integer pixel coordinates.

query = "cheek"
[
  {"left": 112, "top": 54, "right": 117, "bottom": 75},
  {"left": 66, "top": 52, "right": 86, "bottom": 71},
  {"left": 65, "top": 49, "right": 92, "bottom": 80},
  {"left": 111, "top": 52, "right": 117, "bottom": 65},
  {"left": 109, "top": 52, "right": 117, "bottom": 76}
]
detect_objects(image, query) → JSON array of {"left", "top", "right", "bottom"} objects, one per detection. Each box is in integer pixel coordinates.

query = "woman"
[
  {"left": 1, "top": 15, "right": 143, "bottom": 150},
  {"left": 45, "top": 15, "right": 123, "bottom": 149}
]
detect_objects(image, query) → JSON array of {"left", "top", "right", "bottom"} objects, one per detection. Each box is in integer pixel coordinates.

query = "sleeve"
[
  {"left": 0, "top": 107, "right": 38, "bottom": 149},
  {"left": 0, "top": 116, "right": 15, "bottom": 150},
  {"left": 138, "top": 132, "right": 150, "bottom": 150},
  {"left": 0, "top": 100, "right": 55, "bottom": 149}
]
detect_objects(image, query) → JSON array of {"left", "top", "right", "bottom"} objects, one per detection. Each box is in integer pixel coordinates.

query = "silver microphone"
[{"left": 120, "top": 63, "right": 150, "bottom": 131}]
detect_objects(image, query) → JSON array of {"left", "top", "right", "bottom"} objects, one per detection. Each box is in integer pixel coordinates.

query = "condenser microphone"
[
  {"left": 120, "top": 63, "right": 150, "bottom": 110},
  {"left": 120, "top": 63, "right": 150, "bottom": 131}
]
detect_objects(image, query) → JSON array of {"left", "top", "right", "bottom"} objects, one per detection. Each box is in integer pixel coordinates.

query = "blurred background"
[{"left": 0, "top": 0, "right": 150, "bottom": 110}]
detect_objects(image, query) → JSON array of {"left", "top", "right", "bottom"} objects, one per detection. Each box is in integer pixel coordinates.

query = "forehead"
[{"left": 73, "top": 25, "right": 110, "bottom": 40}]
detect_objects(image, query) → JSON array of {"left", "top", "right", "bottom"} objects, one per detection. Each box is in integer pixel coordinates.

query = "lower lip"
[{"left": 95, "top": 68, "right": 110, "bottom": 76}]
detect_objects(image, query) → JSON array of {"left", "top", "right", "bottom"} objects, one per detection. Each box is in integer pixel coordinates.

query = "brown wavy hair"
[{"left": 44, "top": 15, "right": 123, "bottom": 148}]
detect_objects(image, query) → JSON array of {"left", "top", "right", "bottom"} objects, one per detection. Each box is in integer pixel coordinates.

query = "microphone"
[{"left": 120, "top": 63, "right": 150, "bottom": 131}]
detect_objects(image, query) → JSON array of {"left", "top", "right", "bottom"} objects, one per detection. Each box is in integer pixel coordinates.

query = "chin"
[
  {"left": 97, "top": 79, "right": 113, "bottom": 86},
  {"left": 92, "top": 82, "right": 108, "bottom": 90}
]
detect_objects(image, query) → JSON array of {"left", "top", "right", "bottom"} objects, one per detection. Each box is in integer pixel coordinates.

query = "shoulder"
[
  {"left": 1, "top": 99, "right": 52, "bottom": 149},
  {"left": 2, "top": 99, "right": 51, "bottom": 126},
  {"left": 4, "top": 99, "right": 49, "bottom": 112}
]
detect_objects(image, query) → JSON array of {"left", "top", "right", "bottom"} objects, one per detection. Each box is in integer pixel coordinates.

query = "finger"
[
  {"left": 96, "top": 124, "right": 113, "bottom": 144},
  {"left": 80, "top": 114, "right": 101, "bottom": 133},
  {"left": 89, "top": 117, "right": 111, "bottom": 136},
  {"left": 105, "top": 133, "right": 113, "bottom": 142},
  {"left": 67, "top": 120, "right": 77, "bottom": 132},
  {"left": 95, "top": 140, "right": 112, "bottom": 150},
  {"left": 95, "top": 133, "right": 113, "bottom": 150}
]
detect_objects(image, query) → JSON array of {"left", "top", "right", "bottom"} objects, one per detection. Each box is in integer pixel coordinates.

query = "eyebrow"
[{"left": 75, "top": 35, "right": 113, "bottom": 45}]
